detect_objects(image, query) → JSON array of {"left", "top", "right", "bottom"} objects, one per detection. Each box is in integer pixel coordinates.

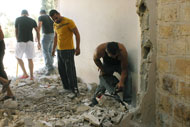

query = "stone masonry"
[{"left": 157, "top": 0, "right": 190, "bottom": 126}]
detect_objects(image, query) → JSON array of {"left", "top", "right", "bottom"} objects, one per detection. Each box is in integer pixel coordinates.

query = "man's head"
[
  {"left": 49, "top": 9, "right": 62, "bottom": 23},
  {"left": 21, "top": 9, "right": 29, "bottom": 16},
  {"left": 106, "top": 42, "right": 120, "bottom": 58},
  {"left": 40, "top": 9, "right": 46, "bottom": 15}
]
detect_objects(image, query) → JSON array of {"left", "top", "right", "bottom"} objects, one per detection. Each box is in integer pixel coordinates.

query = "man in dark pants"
[
  {"left": 90, "top": 42, "right": 132, "bottom": 106},
  {"left": 38, "top": 10, "right": 54, "bottom": 75},
  {"left": 0, "top": 25, "right": 15, "bottom": 101},
  {"left": 49, "top": 10, "right": 80, "bottom": 96}
]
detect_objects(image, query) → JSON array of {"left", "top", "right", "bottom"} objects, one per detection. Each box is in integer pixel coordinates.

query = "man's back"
[
  {"left": 38, "top": 15, "right": 54, "bottom": 34},
  {"left": 15, "top": 16, "right": 37, "bottom": 42}
]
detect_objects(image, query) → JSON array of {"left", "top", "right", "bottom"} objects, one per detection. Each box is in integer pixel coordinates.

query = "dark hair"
[
  {"left": 40, "top": 9, "right": 46, "bottom": 14},
  {"left": 106, "top": 42, "right": 119, "bottom": 55},
  {"left": 49, "top": 9, "right": 59, "bottom": 17},
  {"left": 21, "top": 9, "right": 28, "bottom": 15}
]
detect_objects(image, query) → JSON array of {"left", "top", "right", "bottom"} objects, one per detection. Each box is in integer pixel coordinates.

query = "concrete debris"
[
  {"left": 3, "top": 100, "right": 18, "bottom": 109},
  {"left": 76, "top": 105, "right": 90, "bottom": 113},
  {"left": 0, "top": 67, "right": 130, "bottom": 127},
  {"left": 83, "top": 113, "right": 101, "bottom": 126}
]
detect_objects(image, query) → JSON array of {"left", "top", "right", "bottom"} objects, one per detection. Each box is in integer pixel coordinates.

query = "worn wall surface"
[
  {"left": 156, "top": 0, "right": 190, "bottom": 126},
  {"left": 56, "top": 0, "right": 141, "bottom": 84}
]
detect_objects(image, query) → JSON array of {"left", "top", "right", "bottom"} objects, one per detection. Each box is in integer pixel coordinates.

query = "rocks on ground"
[{"left": 0, "top": 67, "right": 130, "bottom": 127}]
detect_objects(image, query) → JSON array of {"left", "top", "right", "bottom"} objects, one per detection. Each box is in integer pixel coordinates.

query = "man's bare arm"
[
  {"left": 38, "top": 21, "right": 42, "bottom": 32},
  {"left": 15, "top": 28, "right": 18, "bottom": 41},
  {"left": 72, "top": 27, "right": 80, "bottom": 56},
  {"left": 34, "top": 27, "right": 41, "bottom": 50},
  {"left": 93, "top": 44, "right": 105, "bottom": 72},
  {"left": 52, "top": 32, "right": 57, "bottom": 56},
  {"left": 118, "top": 44, "right": 128, "bottom": 86}
]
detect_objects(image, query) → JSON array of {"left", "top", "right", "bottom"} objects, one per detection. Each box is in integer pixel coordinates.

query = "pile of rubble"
[{"left": 0, "top": 68, "right": 130, "bottom": 127}]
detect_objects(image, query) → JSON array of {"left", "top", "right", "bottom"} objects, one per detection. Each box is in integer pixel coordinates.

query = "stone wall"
[{"left": 156, "top": 0, "right": 190, "bottom": 126}]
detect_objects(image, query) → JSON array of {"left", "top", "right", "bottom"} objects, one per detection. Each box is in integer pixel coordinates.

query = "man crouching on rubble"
[{"left": 89, "top": 42, "right": 132, "bottom": 107}]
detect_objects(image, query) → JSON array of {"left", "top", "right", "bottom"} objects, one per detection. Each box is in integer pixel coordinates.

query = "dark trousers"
[
  {"left": 93, "top": 64, "right": 132, "bottom": 102},
  {"left": 57, "top": 49, "right": 78, "bottom": 93},
  {"left": 0, "top": 41, "right": 8, "bottom": 80}
]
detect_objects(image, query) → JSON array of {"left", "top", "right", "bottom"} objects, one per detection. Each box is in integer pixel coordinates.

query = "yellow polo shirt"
[{"left": 54, "top": 17, "right": 76, "bottom": 50}]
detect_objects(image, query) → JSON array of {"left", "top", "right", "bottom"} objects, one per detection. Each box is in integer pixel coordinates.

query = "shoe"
[
  {"left": 19, "top": 75, "right": 29, "bottom": 79},
  {"left": 30, "top": 77, "right": 34, "bottom": 80},
  {"left": 89, "top": 98, "right": 98, "bottom": 107},
  {"left": 45, "top": 71, "right": 50, "bottom": 76},
  {"left": 123, "top": 98, "right": 132, "bottom": 105},
  {"left": 2, "top": 80, "right": 11, "bottom": 93},
  {"left": 0, "top": 96, "right": 16, "bottom": 101},
  {"left": 45, "top": 69, "right": 54, "bottom": 76}
]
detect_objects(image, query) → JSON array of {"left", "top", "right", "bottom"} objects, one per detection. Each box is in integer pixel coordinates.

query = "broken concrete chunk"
[
  {"left": 83, "top": 113, "right": 100, "bottom": 126},
  {"left": 24, "top": 117, "right": 34, "bottom": 126},
  {"left": 54, "top": 120, "right": 65, "bottom": 127},
  {"left": 76, "top": 105, "right": 90, "bottom": 113},
  {"left": 0, "top": 118, "right": 9, "bottom": 127},
  {"left": 102, "top": 121, "right": 113, "bottom": 127},
  {"left": 111, "top": 113, "right": 124, "bottom": 124},
  {"left": 3, "top": 100, "right": 18, "bottom": 109}
]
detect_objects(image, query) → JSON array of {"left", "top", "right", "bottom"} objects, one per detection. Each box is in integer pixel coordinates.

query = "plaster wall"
[{"left": 56, "top": 0, "right": 140, "bottom": 84}]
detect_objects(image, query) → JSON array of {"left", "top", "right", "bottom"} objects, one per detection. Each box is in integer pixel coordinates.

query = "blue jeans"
[
  {"left": 41, "top": 33, "right": 54, "bottom": 71},
  {"left": 92, "top": 64, "right": 132, "bottom": 103}
]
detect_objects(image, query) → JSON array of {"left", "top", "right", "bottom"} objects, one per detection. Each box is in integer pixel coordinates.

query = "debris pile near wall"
[{"left": 0, "top": 68, "right": 129, "bottom": 127}]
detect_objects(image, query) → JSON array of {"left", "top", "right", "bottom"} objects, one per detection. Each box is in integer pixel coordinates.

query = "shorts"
[{"left": 15, "top": 41, "right": 35, "bottom": 59}]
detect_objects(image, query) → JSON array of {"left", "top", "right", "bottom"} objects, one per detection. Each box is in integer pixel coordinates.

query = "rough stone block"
[
  {"left": 174, "top": 103, "right": 190, "bottom": 125},
  {"left": 161, "top": 5, "right": 178, "bottom": 22},
  {"left": 186, "top": 36, "right": 190, "bottom": 55},
  {"left": 159, "top": 25, "right": 173, "bottom": 39},
  {"left": 168, "top": 37, "right": 186, "bottom": 55},
  {"left": 162, "top": 75, "right": 178, "bottom": 95},
  {"left": 157, "top": 39, "right": 168, "bottom": 56},
  {"left": 174, "top": 58, "right": 190, "bottom": 78},
  {"left": 159, "top": 0, "right": 177, "bottom": 4},
  {"left": 180, "top": 3, "right": 190, "bottom": 21},
  {"left": 176, "top": 24, "right": 190, "bottom": 36},
  {"left": 156, "top": 112, "right": 170, "bottom": 127},
  {"left": 178, "top": 81, "right": 190, "bottom": 102},
  {"left": 158, "top": 95, "right": 173, "bottom": 114},
  {"left": 157, "top": 57, "right": 170, "bottom": 73}
]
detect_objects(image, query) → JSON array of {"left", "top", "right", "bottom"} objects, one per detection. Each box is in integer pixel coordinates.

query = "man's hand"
[
  {"left": 52, "top": 49, "right": 56, "bottom": 57},
  {"left": 99, "top": 68, "right": 105, "bottom": 76},
  {"left": 75, "top": 48, "right": 80, "bottom": 56},
  {"left": 117, "top": 82, "right": 124, "bottom": 89},
  {"left": 37, "top": 43, "right": 41, "bottom": 50}
]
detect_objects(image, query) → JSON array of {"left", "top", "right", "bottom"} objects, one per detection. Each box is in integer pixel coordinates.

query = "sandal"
[
  {"left": 19, "top": 75, "right": 29, "bottom": 79},
  {"left": 2, "top": 80, "right": 11, "bottom": 93},
  {"left": 0, "top": 95, "right": 16, "bottom": 101}
]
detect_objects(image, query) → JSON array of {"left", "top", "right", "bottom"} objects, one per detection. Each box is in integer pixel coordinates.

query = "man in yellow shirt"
[{"left": 49, "top": 10, "right": 80, "bottom": 96}]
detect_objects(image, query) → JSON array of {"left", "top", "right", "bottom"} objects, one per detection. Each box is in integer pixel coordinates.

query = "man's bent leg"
[
  {"left": 100, "top": 75, "right": 118, "bottom": 95},
  {"left": 17, "top": 58, "right": 28, "bottom": 77},
  {"left": 90, "top": 78, "right": 106, "bottom": 107},
  {"left": 123, "top": 71, "right": 132, "bottom": 104},
  {"left": 28, "top": 59, "right": 33, "bottom": 79},
  {"left": 0, "top": 51, "right": 8, "bottom": 79}
]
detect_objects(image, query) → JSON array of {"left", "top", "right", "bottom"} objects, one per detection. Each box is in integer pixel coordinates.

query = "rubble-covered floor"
[{"left": 0, "top": 67, "right": 131, "bottom": 127}]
